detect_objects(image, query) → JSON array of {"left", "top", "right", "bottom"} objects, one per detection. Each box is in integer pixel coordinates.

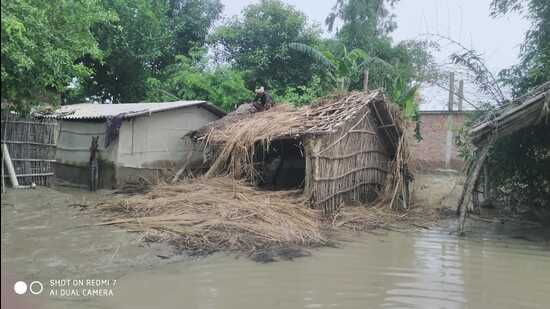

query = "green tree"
[
  {"left": 324, "top": 0, "right": 436, "bottom": 91},
  {"left": 76, "top": 0, "right": 223, "bottom": 103},
  {"left": 289, "top": 42, "right": 390, "bottom": 91},
  {"left": 325, "top": 0, "right": 398, "bottom": 51},
  {"left": 490, "top": 0, "right": 550, "bottom": 95},
  {"left": 1, "top": 0, "right": 114, "bottom": 110},
  {"left": 289, "top": 43, "right": 421, "bottom": 131},
  {"left": 145, "top": 49, "right": 252, "bottom": 111},
  {"left": 211, "top": 0, "right": 322, "bottom": 91}
]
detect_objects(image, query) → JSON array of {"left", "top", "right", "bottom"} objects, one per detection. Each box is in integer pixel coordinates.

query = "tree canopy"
[
  {"left": 211, "top": 0, "right": 322, "bottom": 91},
  {"left": 491, "top": 0, "right": 550, "bottom": 95},
  {"left": 1, "top": 0, "right": 434, "bottom": 113},
  {"left": 1, "top": 0, "right": 114, "bottom": 110},
  {"left": 77, "top": 0, "right": 224, "bottom": 103}
]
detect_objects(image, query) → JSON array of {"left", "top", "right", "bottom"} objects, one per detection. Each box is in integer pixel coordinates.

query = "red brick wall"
[{"left": 408, "top": 112, "right": 469, "bottom": 171}]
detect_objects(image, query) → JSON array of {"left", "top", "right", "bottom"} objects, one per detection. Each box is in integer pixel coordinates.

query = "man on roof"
[{"left": 252, "top": 86, "right": 273, "bottom": 112}]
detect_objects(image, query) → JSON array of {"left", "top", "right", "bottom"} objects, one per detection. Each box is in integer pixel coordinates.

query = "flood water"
[
  {"left": 3, "top": 187, "right": 550, "bottom": 309},
  {"left": 40, "top": 225, "right": 550, "bottom": 309}
]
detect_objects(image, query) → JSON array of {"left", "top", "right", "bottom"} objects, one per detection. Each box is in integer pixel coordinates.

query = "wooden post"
[
  {"left": 457, "top": 79, "right": 464, "bottom": 111},
  {"left": 2, "top": 144, "right": 19, "bottom": 187},
  {"left": 363, "top": 70, "right": 369, "bottom": 93},
  {"left": 89, "top": 136, "right": 99, "bottom": 191},
  {"left": 1, "top": 151, "right": 4, "bottom": 193},
  {"left": 304, "top": 140, "right": 312, "bottom": 197},
  {"left": 448, "top": 72, "right": 455, "bottom": 111},
  {"left": 445, "top": 72, "right": 455, "bottom": 169},
  {"left": 457, "top": 146, "right": 489, "bottom": 235}
]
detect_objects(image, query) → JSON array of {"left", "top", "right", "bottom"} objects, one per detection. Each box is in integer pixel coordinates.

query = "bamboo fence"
[{"left": 1, "top": 112, "right": 57, "bottom": 186}]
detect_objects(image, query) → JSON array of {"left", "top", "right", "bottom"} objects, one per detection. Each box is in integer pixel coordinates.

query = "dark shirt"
[{"left": 253, "top": 93, "right": 273, "bottom": 111}]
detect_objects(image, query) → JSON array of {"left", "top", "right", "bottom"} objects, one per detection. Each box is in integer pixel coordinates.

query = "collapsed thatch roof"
[
  {"left": 195, "top": 90, "right": 403, "bottom": 155},
  {"left": 469, "top": 81, "right": 550, "bottom": 146}
]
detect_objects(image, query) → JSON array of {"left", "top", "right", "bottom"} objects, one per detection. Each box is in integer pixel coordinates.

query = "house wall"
[
  {"left": 408, "top": 112, "right": 469, "bottom": 172},
  {"left": 54, "top": 106, "right": 220, "bottom": 188},
  {"left": 55, "top": 119, "right": 118, "bottom": 188},
  {"left": 116, "top": 106, "right": 219, "bottom": 169},
  {"left": 56, "top": 120, "right": 118, "bottom": 165}
]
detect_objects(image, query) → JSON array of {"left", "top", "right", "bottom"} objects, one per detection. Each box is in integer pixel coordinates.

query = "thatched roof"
[
  {"left": 194, "top": 90, "right": 403, "bottom": 154},
  {"left": 469, "top": 81, "right": 550, "bottom": 146}
]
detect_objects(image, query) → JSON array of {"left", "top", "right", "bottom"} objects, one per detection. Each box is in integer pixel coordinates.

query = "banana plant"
[
  {"left": 289, "top": 42, "right": 422, "bottom": 139},
  {"left": 289, "top": 43, "right": 392, "bottom": 91},
  {"left": 389, "top": 76, "right": 422, "bottom": 140}
]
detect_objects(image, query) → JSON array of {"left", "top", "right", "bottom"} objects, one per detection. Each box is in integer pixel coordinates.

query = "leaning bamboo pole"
[
  {"left": 2, "top": 144, "right": 19, "bottom": 187},
  {"left": 457, "top": 146, "right": 489, "bottom": 234}
]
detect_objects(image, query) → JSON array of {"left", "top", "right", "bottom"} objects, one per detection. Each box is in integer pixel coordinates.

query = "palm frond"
[{"left": 288, "top": 43, "right": 336, "bottom": 70}]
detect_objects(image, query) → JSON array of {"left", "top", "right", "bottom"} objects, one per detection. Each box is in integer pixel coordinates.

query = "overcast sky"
[{"left": 220, "top": 0, "right": 530, "bottom": 74}]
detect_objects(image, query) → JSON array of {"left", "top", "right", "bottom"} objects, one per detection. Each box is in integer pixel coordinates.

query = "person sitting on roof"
[{"left": 252, "top": 86, "right": 273, "bottom": 112}]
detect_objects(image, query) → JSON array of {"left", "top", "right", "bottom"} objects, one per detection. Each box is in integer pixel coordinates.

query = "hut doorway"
[{"left": 256, "top": 139, "right": 305, "bottom": 189}]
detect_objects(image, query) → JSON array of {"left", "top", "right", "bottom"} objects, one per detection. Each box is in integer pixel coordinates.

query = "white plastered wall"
[
  {"left": 55, "top": 120, "right": 118, "bottom": 166},
  {"left": 116, "top": 106, "right": 219, "bottom": 168}
]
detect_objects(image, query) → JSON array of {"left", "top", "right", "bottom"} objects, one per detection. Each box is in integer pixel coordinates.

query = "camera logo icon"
[{"left": 14, "top": 281, "right": 43, "bottom": 295}]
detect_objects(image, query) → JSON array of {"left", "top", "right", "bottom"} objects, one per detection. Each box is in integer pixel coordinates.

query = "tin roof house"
[{"left": 53, "top": 101, "right": 225, "bottom": 188}]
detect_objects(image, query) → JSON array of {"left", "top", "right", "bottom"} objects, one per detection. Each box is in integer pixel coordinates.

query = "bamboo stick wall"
[
  {"left": 1, "top": 112, "right": 58, "bottom": 186},
  {"left": 307, "top": 106, "right": 390, "bottom": 213}
]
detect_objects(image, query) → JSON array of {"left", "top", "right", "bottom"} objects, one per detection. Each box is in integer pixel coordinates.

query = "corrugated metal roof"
[{"left": 54, "top": 101, "right": 226, "bottom": 120}]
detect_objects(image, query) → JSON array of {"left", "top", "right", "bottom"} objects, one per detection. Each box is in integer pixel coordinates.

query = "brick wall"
[{"left": 408, "top": 111, "right": 469, "bottom": 171}]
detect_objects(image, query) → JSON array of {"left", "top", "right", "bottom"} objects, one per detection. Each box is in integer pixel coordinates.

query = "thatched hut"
[
  {"left": 457, "top": 81, "right": 550, "bottom": 232},
  {"left": 193, "top": 90, "right": 410, "bottom": 213}
]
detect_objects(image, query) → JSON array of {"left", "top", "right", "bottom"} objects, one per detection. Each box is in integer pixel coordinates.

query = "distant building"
[
  {"left": 53, "top": 101, "right": 225, "bottom": 188},
  {"left": 409, "top": 80, "right": 479, "bottom": 172},
  {"left": 409, "top": 110, "right": 471, "bottom": 172}
]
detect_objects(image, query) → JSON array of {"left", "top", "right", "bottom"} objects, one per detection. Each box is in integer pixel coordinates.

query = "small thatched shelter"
[
  {"left": 193, "top": 90, "right": 410, "bottom": 213},
  {"left": 457, "top": 81, "right": 550, "bottom": 232}
]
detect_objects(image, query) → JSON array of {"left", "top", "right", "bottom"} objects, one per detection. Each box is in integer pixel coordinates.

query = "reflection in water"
[{"left": 42, "top": 226, "right": 550, "bottom": 309}]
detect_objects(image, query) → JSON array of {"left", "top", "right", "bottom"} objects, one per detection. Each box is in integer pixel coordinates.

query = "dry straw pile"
[
  {"left": 97, "top": 91, "right": 416, "bottom": 256},
  {"left": 98, "top": 177, "right": 325, "bottom": 254}
]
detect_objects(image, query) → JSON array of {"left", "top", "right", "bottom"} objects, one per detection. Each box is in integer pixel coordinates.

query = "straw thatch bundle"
[
  {"left": 198, "top": 91, "right": 390, "bottom": 178},
  {"left": 202, "top": 104, "right": 305, "bottom": 179},
  {"left": 97, "top": 177, "right": 325, "bottom": 254}
]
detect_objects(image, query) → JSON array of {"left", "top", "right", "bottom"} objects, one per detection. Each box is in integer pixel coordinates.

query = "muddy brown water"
[{"left": 2, "top": 187, "right": 550, "bottom": 309}]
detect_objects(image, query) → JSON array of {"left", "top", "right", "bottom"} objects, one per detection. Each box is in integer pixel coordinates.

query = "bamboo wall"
[
  {"left": 306, "top": 107, "right": 390, "bottom": 213},
  {"left": 1, "top": 113, "right": 57, "bottom": 186}
]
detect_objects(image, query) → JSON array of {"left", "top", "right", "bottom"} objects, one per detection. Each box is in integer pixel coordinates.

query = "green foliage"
[
  {"left": 77, "top": 0, "right": 223, "bottom": 103},
  {"left": 1, "top": 0, "right": 114, "bottom": 110},
  {"left": 145, "top": 50, "right": 252, "bottom": 111},
  {"left": 326, "top": 0, "right": 398, "bottom": 51},
  {"left": 211, "top": 0, "right": 322, "bottom": 91},
  {"left": 486, "top": 125, "right": 550, "bottom": 211},
  {"left": 289, "top": 42, "right": 392, "bottom": 92},
  {"left": 491, "top": 0, "right": 550, "bottom": 96},
  {"left": 324, "top": 0, "right": 436, "bottom": 91},
  {"left": 272, "top": 75, "right": 327, "bottom": 106}
]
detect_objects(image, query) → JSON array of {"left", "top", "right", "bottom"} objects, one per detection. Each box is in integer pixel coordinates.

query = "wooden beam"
[
  {"left": 2, "top": 172, "right": 54, "bottom": 178},
  {"left": 1, "top": 140, "right": 56, "bottom": 147}
]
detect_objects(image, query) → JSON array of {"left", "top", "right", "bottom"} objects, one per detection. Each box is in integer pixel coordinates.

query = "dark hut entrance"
[{"left": 255, "top": 139, "right": 305, "bottom": 189}]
